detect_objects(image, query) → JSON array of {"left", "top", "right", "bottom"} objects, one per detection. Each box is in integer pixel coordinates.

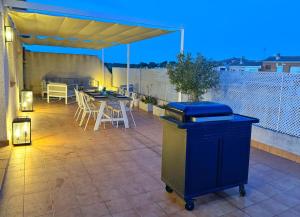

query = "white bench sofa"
[{"left": 47, "top": 82, "right": 77, "bottom": 104}]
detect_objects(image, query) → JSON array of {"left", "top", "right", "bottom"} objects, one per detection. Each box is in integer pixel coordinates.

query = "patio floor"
[{"left": 1, "top": 100, "right": 300, "bottom": 217}]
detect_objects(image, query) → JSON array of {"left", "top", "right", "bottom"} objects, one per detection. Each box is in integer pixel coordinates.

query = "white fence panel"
[{"left": 205, "top": 72, "right": 300, "bottom": 138}]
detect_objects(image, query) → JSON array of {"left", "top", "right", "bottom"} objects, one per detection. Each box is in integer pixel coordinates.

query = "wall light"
[
  {"left": 21, "top": 90, "right": 33, "bottom": 112},
  {"left": 5, "top": 26, "right": 13, "bottom": 42},
  {"left": 12, "top": 117, "right": 31, "bottom": 146}
]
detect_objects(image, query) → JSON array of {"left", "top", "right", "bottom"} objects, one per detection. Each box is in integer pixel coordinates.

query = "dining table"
[{"left": 84, "top": 90, "right": 132, "bottom": 131}]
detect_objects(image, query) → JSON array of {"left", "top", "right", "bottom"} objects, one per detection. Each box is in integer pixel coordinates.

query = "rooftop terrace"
[{"left": 0, "top": 101, "right": 300, "bottom": 217}]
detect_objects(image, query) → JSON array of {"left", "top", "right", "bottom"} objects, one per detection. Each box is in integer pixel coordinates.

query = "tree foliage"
[{"left": 167, "top": 53, "right": 219, "bottom": 101}]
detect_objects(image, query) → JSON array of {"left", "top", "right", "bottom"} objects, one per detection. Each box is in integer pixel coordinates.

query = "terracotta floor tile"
[
  {"left": 194, "top": 199, "right": 238, "bottom": 216},
  {"left": 105, "top": 198, "right": 132, "bottom": 214},
  {"left": 243, "top": 198, "right": 289, "bottom": 217},
  {"left": 271, "top": 191, "right": 300, "bottom": 208},
  {"left": 220, "top": 210, "right": 250, "bottom": 217},
  {"left": 111, "top": 209, "right": 140, "bottom": 217},
  {"left": 134, "top": 203, "right": 167, "bottom": 217},
  {"left": 0, "top": 194, "right": 24, "bottom": 217},
  {"left": 250, "top": 183, "right": 282, "bottom": 198},
  {"left": 157, "top": 199, "right": 184, "bottom": 215},
  {"left": 53, "top": 207, "right": 82, "bottom": 217},
  {"left": 80, "top": 202, "right": 110, "bottom": 217},
  {"left": 76, "top": 191, "right": 104, "bottom": 206},
  {"left": 24, "top": 191, "right": 53, "bottom": 216},
  {"left": 170, "top": 210, "right": 197, "bottom": 217},
  {"left": 277, "top": 209, "right": 300, "bottom": 217}
]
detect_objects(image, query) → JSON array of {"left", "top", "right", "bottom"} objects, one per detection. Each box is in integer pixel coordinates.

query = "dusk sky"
[{"left": 27, "top": 0, "right": 300, "bottom": 63}]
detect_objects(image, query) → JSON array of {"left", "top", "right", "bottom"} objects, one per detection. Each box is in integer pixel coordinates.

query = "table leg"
[
  {"left": 94, "top": 101, "right": 106, "bottom": 131},
  {"left": 120, "top": 101, "right": 129, "bottom": 128}
]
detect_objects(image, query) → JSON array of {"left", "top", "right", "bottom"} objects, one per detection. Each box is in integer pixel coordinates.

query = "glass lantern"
[
  {"left": 21, "top": 90, "right": 33, "bottom": 112},
  {"left": 12, "top": 117, "right": 31, "bottom": 145}
]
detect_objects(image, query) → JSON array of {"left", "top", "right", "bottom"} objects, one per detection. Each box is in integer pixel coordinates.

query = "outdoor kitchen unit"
[{"left": 161, "top": 102, "right": 259, "bottom": 211}]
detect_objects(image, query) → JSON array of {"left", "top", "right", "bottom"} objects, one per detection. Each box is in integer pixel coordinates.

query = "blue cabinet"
[{"left": 161, "top": 115, "right": 258, "bottom": 211}]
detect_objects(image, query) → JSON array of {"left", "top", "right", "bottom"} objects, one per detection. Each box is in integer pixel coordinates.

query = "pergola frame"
[{"left": 4, "top": 0, "right": 185, "bottom": 101}]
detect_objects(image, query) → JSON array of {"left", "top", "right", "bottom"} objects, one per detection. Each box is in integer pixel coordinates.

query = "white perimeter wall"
[
  {"left": 112, "top": 67, "right": 188, "bottom": 102},
  {"left": 0, "top": 6, "right": 24, "bottom": 142},
  {"left": 25, "top": 51, "right": 112, "bottom": 94},
  {"left": 6, "top": 26, "right": 24, "bottom": 141}
]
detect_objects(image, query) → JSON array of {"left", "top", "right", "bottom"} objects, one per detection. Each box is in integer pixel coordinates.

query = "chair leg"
[
  {"left": 76, "top": 109, "right": 82, "bottom": 121},
  {"left": 103, "top": 109, "right": 106, "bottom": 129},
  {"left": 110, "top": 111, "right": 115, "bottom": 127},
  {"left": 119, "top": 111, "right": 125, "bottom": 128},
  {"left": 110, "top": 110, "right": 115, "bottom": 127},
  {"left": 74, "top": 106, "right": 80, "bottom": 118},
  {"left": 116, "top": 111, "right": 119, "bottom": 128},
  {"left": 84, "top": 113, "right": 91, "bottom": 131},
  {"left": 130, "top": 111, "right": 136, "bottom": 128},
  {"left": 80, "top": 111, "right": 87, "bottom": 126}
]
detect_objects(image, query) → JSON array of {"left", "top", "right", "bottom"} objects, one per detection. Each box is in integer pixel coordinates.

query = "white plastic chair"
[
  {"left": 75, "top": 90, "right": 86, "bottom": 122},
  {"left": 41, "top": 80, "right": 47, "bottom": 99},
  {"left": 79, "top": 92, "right": 99, "bottom": 130},
  {"left": 74, "top": 89, "right": 83, "bottom": 120},
  {"left": 112, "top": 100, "right": 136, "bottom": 128}
]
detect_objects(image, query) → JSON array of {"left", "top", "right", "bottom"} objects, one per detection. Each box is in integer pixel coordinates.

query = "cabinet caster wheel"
[
  {"left": 165, "top": 185, "right": 173, "bottom": 193},
  {"left": 185, "top": 201, "right": 194, "bottom": 211},
  {"left": 239, "top": 185, "right": 246, "bottom": 197}
]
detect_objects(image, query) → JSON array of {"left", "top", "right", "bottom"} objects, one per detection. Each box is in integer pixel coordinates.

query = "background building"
[
  {"left": 217, "top": 57, "right": 261, "bottom": 72},
  {"left": 262, "top": 54, "right": 300, "bottom": 73}
]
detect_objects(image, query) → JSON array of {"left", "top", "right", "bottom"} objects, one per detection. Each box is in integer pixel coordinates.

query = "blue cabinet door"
[
  {"left": 185, "top": 134, "right": 219, "bottom": 197},
  {"left": 219, "top": 127, "right": 251, "bottom": 186}
]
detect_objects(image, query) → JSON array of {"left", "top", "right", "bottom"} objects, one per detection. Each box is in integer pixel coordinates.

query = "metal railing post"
[{"left": 276, "top": 73, "right": 284, "bottom": 131}]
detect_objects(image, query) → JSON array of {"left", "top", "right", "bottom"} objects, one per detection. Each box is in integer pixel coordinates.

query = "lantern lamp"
[
  {"left": 21, "top": 90, "right": 33, "bottom": 112},
  {"left": 12, "top": 117, "right": 31, "bottom": 146},
  {"left": 5, "top": 26, "right": 13, "bottom": 42}
]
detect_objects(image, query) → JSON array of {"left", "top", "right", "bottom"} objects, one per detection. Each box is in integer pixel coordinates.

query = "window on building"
[
  {"left": 290, "top": 66, "right": 300, "bottom": 73},
  {"left": 265, "top": 65, "right": 271, "bottom": 70},
  {"left": 276, "top": 65, "right": 283, "bottom": 73}
]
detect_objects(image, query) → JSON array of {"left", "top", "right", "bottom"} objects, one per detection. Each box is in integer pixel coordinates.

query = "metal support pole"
[
  {"left": 102, "top": 48, "right": 105, "bottom": 87},
  {"left": 127, "top": 44, "right": 130, "bottom": 93},
  {"left": 178, "top": 28, "right": 184, "bottom": 102},
  {"left": 180, "top": 28, "right": 184, "bottom": 54},
  {"left": 276, "top": 74, "right": 284, "bottom": 131}
]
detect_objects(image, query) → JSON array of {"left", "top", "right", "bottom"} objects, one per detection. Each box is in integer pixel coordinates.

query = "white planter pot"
[
  {"left": 153, "top": 105, "right": 165, "bottom": 117},
  {"left": 133, "top": 99, "right": 139, "bottom": 108},
  {"left": 139, "top": 101, "right": 153, "bottom": 112}
]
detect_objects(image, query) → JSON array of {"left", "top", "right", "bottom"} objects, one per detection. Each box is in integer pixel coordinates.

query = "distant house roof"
[
  {"left": 264, "top": 56, "right": 300, "bottom": 62},
  {"left": 221, "top": 57, "right": 261, "bottom": 67}
]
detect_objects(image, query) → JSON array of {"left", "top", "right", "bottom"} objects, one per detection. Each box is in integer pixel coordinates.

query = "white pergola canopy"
[
  {"left": 8, "top": 10, "right": 175, "bottom": 49},
  {"left": 5, "top": 0, "right": 184, "bottom": 100}
]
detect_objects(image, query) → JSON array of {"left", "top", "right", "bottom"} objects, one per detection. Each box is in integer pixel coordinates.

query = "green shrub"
[{"left": 141, "top": 95, "right": 157, "bottom": 105}]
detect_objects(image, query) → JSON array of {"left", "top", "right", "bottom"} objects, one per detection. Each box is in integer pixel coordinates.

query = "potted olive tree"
[{"left": 167, "top": 53, "right": 219, "bottom": 101}]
